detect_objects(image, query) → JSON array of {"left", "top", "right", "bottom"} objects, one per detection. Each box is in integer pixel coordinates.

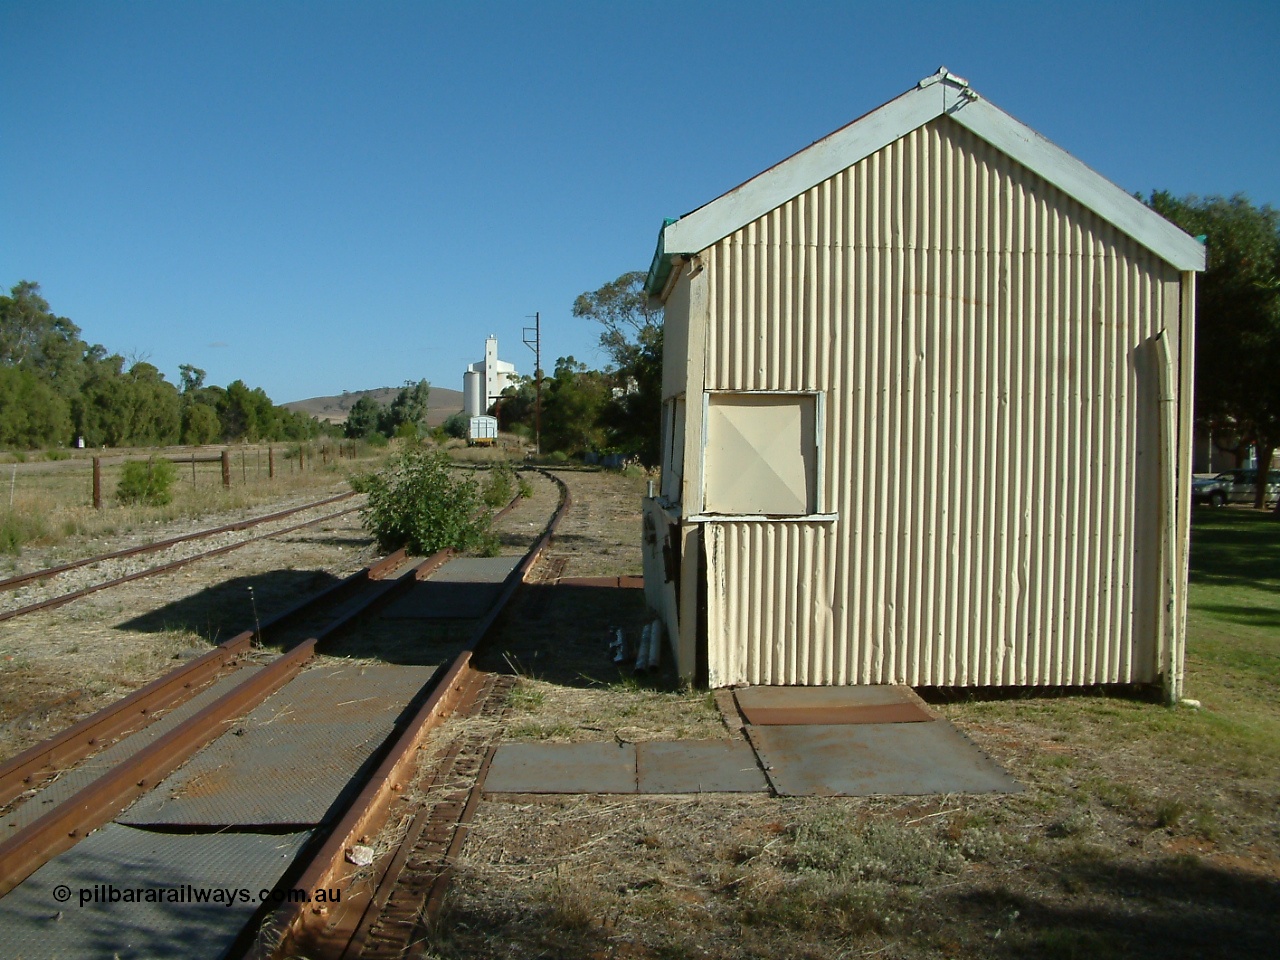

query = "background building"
[{"left": 463, "top": 336, "right": 517, "bottom": 417}]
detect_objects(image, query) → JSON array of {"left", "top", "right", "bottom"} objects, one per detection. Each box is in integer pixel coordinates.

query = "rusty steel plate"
[
  {"left": 2, "top": 667, "right": 263, "bottom": 841},
  {"left": 384, "top": 556, "right": 521, "bottom": 620},
  {"left": 636, "top": 740, "right": 768, "bottom": 794},
  {"left": 0, "top": 822, "right": 310, "bottom": 960},
  {"left": 484, "top": 742, "right": 637, "bottom": 794},
  {"left": 117, "top": 663, "right": 436, "bottom": 828},
  {"left": 734, "top": 685, "right": 934, "bottom": 725},
  {"left": 745, "top": 722, "right": 1022, "bottom": 797}
]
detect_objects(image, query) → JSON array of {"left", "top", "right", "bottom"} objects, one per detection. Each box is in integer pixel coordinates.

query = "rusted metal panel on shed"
[
  {"left": 746, "top": 722, "right": 1021, "bottom": 797},
  {"left": 117, "top": 663, "right": 436, "bottom": 828},
  {"left": 697, "top": 116, "right": 1183, "bottom": 689},
  {"left": 0, "top": 823, "right": 310, "bottom": 960}
]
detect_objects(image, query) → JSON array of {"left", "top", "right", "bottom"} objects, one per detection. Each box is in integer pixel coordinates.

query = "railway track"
[
  {"left": 0, "top": 468, "right": 568, "bottom": 960},
  {"left": 0, "top": 491, "right": 360, "bottom": 623}
]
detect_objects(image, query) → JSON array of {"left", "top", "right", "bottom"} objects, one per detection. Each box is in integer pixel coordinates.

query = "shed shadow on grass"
[
  {"left": 116, "top": 570, "right": 344, "bottom": 645},
  {"left": 1189, "top": 508, "right": 1280, "bottom": 589},
  {"left": 937, "top": 854, "right": 1280, "bottom": 960}
]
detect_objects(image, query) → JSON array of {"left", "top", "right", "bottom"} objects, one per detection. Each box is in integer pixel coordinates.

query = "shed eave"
[{"left": 656, "top": 71, "right": 1206, "bottom": 273}]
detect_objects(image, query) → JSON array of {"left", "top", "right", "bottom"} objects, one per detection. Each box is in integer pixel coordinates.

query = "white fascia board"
[
  {"left": 662, "top": 84, "right": 945, "bottom": 256},
  {"left": 662, "top": 78, "right": 1205, "bottom": 273},
  {"left": 948, "top": 97, "right": 1206, "bottom": 272}
]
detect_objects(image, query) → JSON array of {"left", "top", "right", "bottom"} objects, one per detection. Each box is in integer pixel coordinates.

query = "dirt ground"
[
  {"left": 429, "top": 475, "right": 1280, "bottom": 960},
  {"left": 3, "top": 462, "right": 1276, "bottom": 959}
]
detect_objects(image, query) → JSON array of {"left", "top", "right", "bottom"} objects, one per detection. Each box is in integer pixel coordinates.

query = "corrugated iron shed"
[{"left": 642, "top": 68, "right": 1204, "bottom": 700}]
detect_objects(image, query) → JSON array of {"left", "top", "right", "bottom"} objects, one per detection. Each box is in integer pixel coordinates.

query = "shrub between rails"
[{"left": 352, "top": 448, "right": 490, "bottom": 555}]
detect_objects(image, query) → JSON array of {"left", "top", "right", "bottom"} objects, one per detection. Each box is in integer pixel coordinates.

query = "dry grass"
[
  {"left": 418, "top": 474, "right": 1280, "bottom": 960},
  {"left": 0, "top": 441, "right": 391, "bottom": 573}
]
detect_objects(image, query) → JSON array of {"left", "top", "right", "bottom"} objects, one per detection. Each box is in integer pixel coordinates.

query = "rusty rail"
[
  {"left": 0, "top": 541, "right": 452, "bottom": 898},
  {"left": 0, "top": 504, "right": 359, "bottom": 623},
  {"left": 245, "top": 468, "right": 571, "bottom": 960},
  {"left": 0, "top": 630, "right": 253, "bottom": 809},
  {"left": 0, "top": 541, "right": 411, "bottom": 809},
  {"left": 0, "top": 479, "right": 531, "bottom": 808},
  {"left": 0, "top": 491, "right": 356, "bottom": 594}
]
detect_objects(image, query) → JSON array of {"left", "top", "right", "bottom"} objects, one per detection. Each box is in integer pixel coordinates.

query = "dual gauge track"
[{"left": 0, "top": 470, "right": 571, "bottom": 960}]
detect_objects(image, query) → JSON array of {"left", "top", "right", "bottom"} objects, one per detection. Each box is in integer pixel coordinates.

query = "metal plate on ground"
[
  {"left": 0, "top": 822, "right": 310, "bottom": 960},
  {"left": 746, "top": 722, "right": 1022, "bottom": 797},
  {"left": 118, "top": 662, "right": 436, "bottom": 827},
  {"left": 636, "top": 740, "right": 768, "bottom": 794},
  {"left": 2, "top": 667, "right": 263, "bottom": 841},
  {"left": 383, "top": 556, "right": 521, "bottom": 620},
  {"left": 484, "top": 741, "right": 637, "bottom": 794},
  {"left": 734, "top": 685, "right": 934, "bottom": 725}
]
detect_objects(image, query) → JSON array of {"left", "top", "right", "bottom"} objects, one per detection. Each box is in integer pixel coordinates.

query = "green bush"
[
  {"left": 394, "top": 421, "right": 419, "bottom": 442},
  {"left": 116, "top": 458, "right": 178, "bottom": 506},
  {"left": 517, "top": 474, "right": 533, "bottom": 499},
  {"left": 0, "top": 511, "right": 47, "bottom": 555},
  {"left": 443, "top": 412, "right": 469, "bottom": 440},
  {"left": 365, "top": 432, "right": 389, "bottom": 448},
  {"left": 482, "top": 463, "right": 516, "bottom": 508},
  {"left": 352, "top": 448, "right": 490, "bottom": 554}
]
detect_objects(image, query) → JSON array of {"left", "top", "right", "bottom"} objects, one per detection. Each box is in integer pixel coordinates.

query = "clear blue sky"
[{"left": 2, "top": 1, "right": 1277, "bottom": 404}]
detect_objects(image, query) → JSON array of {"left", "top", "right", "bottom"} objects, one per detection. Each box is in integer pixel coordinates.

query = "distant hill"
[{"left": 284, "top": 385, "right": 465, "bottom": 427}]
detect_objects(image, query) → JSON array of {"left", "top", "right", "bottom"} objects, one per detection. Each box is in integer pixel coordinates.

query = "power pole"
[{"left": 523, "top": 312, "right": 541, "bottom": 455}]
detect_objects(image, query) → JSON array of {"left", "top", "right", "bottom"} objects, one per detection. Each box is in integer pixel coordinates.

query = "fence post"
[
  {"left": 92, "top": 457, "right": 102, "bottom": 509},
  {"left": 268, "top": 447, "right": 275, "bottom": 479},
  {"left": 191, "top": 453, "right": 196, "bottom": 485},
  {"left": 299, "top": 446, "right": 305, "bottom": 472},
  {"left": 241, "top": 450, "right": 246, "bottom": 485},
  {"left": 221, "top": 450, "right": 231, "bottom": 488}
]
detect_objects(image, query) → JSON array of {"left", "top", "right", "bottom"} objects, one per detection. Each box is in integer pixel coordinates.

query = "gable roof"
[{"left": 646, "top": 68, "right": 1205, "bottom": 294}]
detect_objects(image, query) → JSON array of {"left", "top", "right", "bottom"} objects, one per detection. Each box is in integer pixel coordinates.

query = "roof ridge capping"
[
  {"left": 918, "top": 65, "right": 970, "bottom": 90},
  {"left": 647, "top": 69, "right": 1205, "bottom": 294}
]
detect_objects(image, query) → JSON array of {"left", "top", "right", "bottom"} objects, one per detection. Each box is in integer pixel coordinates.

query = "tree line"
[
  {"left": 1150, "top": 193, "right": 1280, "bottom": 509},
  {"left": 494, "top": 271, "right": 664, "bottom": 464},
  {"left": 0, "top": 281, "right": 321, "bottom": 449}
]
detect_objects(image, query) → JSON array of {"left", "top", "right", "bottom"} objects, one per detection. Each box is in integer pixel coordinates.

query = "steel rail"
[
  {"left": 0, "top": 545, "right": 450, "bottom": 898},
  {"left": 244, "top": 468, "right": 571, "bottom": 960},
  {"left": 0, "top": 491, "right": 356, "bottom": 593},
  {"left": 0, "top": 544, "right": 411, "bottom": 809},
  {"left": 0, "top": 504, "right": 360, "bottom": 623},
  {"left": 0, "top": 481, "right": 529, "bottom": 806},
  {"left": 0, "top": 476, "right": 536, "bottom": 896}
]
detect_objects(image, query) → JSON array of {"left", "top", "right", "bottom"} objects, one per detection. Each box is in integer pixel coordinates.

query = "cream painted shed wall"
[{"left": 691, "top": 116, "right": 1186, "bottom": 688}]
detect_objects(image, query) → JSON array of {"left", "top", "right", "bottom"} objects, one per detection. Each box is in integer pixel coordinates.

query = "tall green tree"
[
  {"left": 572, "top": 271, "right": 664, "bottom": 464},
  {"left": 1149, "top": 193, "right": 1280, "bottom": 510},
  {"left": 0, "top": 366, "right": 70, "bottom": 448},
  {"left": 540, "top": 357, "right": 610, "bottom": 454},
  {"left": 383, "top": 379, "right": 431, "bottom": 437},
  {"left": 344, "top": 395, "right": 385, "bottom": 439}
]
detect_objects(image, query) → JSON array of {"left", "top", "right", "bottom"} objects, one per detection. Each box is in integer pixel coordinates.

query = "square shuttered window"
[{"left": 703, "top": 393, "right": 818, "bottom": 516}]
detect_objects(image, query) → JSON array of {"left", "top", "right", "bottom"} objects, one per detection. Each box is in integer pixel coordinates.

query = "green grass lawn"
[{"left": 1183, "top": 507, "right": 1280, "bottom": 769}]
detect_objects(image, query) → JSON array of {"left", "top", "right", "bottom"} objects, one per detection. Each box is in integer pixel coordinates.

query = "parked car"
[{"left": 1192, "top": 469, "right": 1280, "bottom": 507}]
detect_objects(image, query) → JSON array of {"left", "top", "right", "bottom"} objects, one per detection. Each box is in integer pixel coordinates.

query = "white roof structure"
[{"left": 648, "top": 68, "right": 1205, "bottom": 290}]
